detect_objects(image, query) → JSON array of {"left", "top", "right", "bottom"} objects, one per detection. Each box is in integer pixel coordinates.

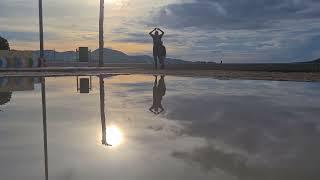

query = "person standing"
[{"left": 149, "top": 28, "right": 164, "bottom": 69}]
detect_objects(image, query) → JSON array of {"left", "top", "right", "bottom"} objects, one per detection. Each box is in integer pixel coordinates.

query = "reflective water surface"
[{"left": 1, "top": 75, "right": 320, "bottom": 180}]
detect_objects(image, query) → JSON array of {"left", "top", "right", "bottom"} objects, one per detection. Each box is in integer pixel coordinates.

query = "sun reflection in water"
[{"left": 105, "top": 125, "right": 123, "bottom": 147}]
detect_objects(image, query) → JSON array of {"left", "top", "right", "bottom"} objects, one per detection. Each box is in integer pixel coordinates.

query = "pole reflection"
[
  {"left": 99, "top": 75, "right": 124, "bottom": 147},
  {"left": 40, "top": 77, "right": 48, "bottom": 180},
  {"left": 99, "top": 75, "right": 112, "bottom": 146},
  {"left": 20, "top": 75, "right": 115, "bottom": 180},
  {"left": 38, "top": 75, "right": 115, "bottom": 180}
]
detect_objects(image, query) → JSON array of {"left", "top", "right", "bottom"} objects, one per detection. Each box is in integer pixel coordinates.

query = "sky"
[{"left": 0, "top": 0, "right": 320, "bottom": 62}]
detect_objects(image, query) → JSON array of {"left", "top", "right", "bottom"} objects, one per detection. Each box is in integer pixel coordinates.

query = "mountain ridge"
[
  {"left": 299, "top": 58, "right": 320, "bottom": 64},
  {"left": 31, "top": 48, "right": 192, "bottom": 64}
]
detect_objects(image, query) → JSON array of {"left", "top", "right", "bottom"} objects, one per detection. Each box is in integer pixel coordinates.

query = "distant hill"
[
  {"left": 91, "top": 48, "right": 154, "bottom": 63},
  {"left": 309, "top": 58, "right": 320, "bottom": 63},
  {"left": 32, "top": 48, "right": 192, "bottom": 64},
  {"left": 298, "top": 58, "right": 320, "bottom": 64}
]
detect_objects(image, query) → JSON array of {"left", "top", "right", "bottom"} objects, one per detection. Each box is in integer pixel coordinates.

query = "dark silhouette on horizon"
[
  {"left": 0, "top": 92, "right": 12, "bottom": 105},
  {"left": 0, "top": 36, "right": 10, "bottom": 50},
  {"left": 0, "top": 78, "right": 12, "bottom": 109},
  {"left": 149, "top": 28, "right": 166, "bottom": 69},
  {"left": 0, "top": 77, "right": 38, "bottom": 111},
  {"left": 0, "top": 92, "right": 12, "bottom": 112},
  {"left": 149, "top": 75, "right": 166, "bottom": 114}
]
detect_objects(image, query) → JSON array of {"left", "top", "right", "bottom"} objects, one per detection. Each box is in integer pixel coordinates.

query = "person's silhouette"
[
  {"left": 149, "top": 28, "right": 164, "bottom": 69},
  {"left": 149, "top": 75, "right": 166, "bottom": 114}
]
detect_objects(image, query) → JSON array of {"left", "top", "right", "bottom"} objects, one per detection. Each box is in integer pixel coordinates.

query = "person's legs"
[
  {"left": 153, "top": 56, "right": 158, "bottom": 69},
  {"left": 153, "top": 45, "right": 159, "bottom": 69},
  {"left": 159, "top": 56, "right": 165, "bottom": 69}
]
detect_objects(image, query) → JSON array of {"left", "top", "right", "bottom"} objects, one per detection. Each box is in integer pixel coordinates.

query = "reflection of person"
[
  {"left": 149, "top": 28, "right": 164, "bottom": 69},
  {"left": 149, "top": 75, "right": 166, "bottom": 114}
]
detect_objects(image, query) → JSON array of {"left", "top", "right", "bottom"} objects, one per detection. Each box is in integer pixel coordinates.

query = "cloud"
[
  {"left": 145, "top": 0, "right": 320, "bottom": 62},
  {"left": 0, "top": 31, "right": 59, "bottom": 42},
  {"left": 153, "top": 0, "right": 320, "bottom": 30},
  {"left": 0, "top": 0, "right": 37, "bottom": 18},
  {"left": 112, "top": 32, "right": 151, "bottom": 44}
]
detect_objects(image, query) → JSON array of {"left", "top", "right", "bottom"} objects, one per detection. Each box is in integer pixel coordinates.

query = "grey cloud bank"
[
  {"left": 155, "top": 0, "right": 320, "bottom": 30},
  {"left": 150, "top": 0, "right": 320, "bottom": 62}
]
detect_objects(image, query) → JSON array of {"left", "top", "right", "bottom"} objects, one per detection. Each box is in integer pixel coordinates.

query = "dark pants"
[
  {"left": 153, "top": 45, "right": 166, "bottom": 69},
  {"left": 153, "top": 56, "right": 165, "bottom": 69},
  {"left": 153, "top": 45, "right": 159, "bottom": 69},
  {"left": 153, "top": 55, "right": 158, "bottom": 69},
  {"left": 159, "top": 56, "right": 165, "bottom": 69}
]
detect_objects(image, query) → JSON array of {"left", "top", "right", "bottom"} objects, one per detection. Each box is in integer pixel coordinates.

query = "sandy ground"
[{"left": 1, "top": 68, "right": 320, "bottom": 82}]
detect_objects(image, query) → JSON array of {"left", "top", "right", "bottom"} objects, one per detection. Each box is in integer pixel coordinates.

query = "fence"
[{"left": 0, "top": 50, "right": 38, "bottom": 68}]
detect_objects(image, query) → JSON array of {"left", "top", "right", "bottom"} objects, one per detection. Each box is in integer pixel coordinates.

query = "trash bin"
[{"left": 79, "top": 78, "right": 90, "bottom": 93}]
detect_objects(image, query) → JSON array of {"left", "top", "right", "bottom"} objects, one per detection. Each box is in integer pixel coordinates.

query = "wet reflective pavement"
[{"left": 1, "top": 75, "right": 320, "bottom": 180}]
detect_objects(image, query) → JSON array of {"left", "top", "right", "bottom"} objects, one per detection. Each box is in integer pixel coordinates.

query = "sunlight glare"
[{"left": 106, "top": 125, "right": 123, "bottom": 146}]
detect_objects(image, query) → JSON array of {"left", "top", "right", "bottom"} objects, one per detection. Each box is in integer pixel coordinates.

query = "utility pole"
[
  {"left": 99, "top": 0, "right": 105, "bottom": 67},
  {"left": 39, "top": 0, "right": 44, "bottom": 67},
  {"left": 39, "top": 1, "right": 48, "bottom": 180}
]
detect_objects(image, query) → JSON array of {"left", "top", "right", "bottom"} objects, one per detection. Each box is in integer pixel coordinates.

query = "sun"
[{"left": 106, "top": 125, "right": 123, "bottom": 146}]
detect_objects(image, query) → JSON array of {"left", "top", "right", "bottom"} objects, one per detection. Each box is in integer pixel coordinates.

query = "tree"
[
  {"left": 0, "top": 36, "right": 10, "bottom": 50},
  {"left": 0, "top": 92, "right": 12, "bottom": 106}
]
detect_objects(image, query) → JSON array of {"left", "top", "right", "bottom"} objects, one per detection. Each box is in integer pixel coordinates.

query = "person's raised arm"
[
  {"left": 149, "top": 28, "right": 156, "bottom": 36},
  {"left": 154, "top": 75, "right": 158, "bottom": 86},
  {"left": 157, "top": 28, "right": 164, "bottom": 36}
]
